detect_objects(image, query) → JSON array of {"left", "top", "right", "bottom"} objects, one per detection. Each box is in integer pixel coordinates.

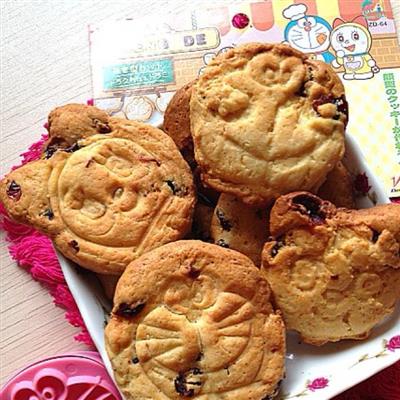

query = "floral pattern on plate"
[
  {"left": 282, "top": 377, "right": 329, "bottom": 399},
  {"left": 351, "top": 335, "right": 400, "bottom": 368},
  {"left": 282, "top": 335, "right": 400, "bottom": 399}
]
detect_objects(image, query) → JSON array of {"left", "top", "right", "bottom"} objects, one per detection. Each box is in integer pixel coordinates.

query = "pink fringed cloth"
[
  {"left": 1, "top": 131, "right": 399, "bottom": 399},
  {"left": 0, "top": 133, "right": 94, "bottom": 346}
]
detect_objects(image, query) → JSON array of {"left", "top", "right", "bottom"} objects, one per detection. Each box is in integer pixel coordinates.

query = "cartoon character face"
[
  {"left": 331, "top": 21, "right": 372, "bottom": 56},
  {"left": 285, "top": 16, "right": 332, "bottom": 53}
]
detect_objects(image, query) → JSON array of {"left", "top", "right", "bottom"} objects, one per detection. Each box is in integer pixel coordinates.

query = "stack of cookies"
[{"left": 1, "top": 43, "right": 399, "bottom": 400}]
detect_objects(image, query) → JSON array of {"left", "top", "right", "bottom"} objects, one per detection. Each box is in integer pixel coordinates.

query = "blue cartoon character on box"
[{"left": 283, "top": 3, "right": 334, "bottom": 63}]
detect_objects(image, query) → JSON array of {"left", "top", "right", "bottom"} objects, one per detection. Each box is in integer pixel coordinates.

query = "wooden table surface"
[{"left": 1, "top": 0, "right": 399, "bottom": 387}]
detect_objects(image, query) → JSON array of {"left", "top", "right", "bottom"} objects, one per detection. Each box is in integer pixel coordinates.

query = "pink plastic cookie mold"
[{"left": 0, "top": 351, "right": 121, "bottom": 400}]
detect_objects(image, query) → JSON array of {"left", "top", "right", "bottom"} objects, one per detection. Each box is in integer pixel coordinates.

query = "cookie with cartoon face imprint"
[
  {"left": 211, "top": 193, "right": 269, "bottom": 266},
  {"left": 0, "top": 106, "right": 195, "bottom": 274},
  {"left": 105, "top": 240, "right": 285, "bottom": 400},
  {"left": 190, "top": 43, "right": 347, "bottom": 206},
  {"left": 262, "top": 192, "right": 400, "bottom": 345}
]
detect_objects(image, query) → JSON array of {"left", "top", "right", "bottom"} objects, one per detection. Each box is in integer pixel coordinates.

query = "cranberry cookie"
[
  {"left": 0, "top": 105, "right": 195, "bottom": 274},
  {"left": 106, "top": 240, "right": 285, "bottom": 399},
  {"left": 190, "top": 43, "right": 347, "bottom": 206},
  {"left": 262, "top": 192, "right": 400, "bottom": 345}
]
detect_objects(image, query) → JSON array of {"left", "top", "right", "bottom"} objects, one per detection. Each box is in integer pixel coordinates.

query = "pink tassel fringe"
[{"left": 0, "top": 135, "right": 93, "bottom": 346}]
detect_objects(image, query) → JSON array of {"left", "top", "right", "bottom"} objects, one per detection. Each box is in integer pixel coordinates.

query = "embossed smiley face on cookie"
[
  {"left": 105, "top": 241, "right": 285, "bottom": 400},
  {"left": 0, "top": 105, "right": 195, "bottom": 274},
  {"left": 262, "top": 192, "right": 400, "bottom": 345},
  {"left": 190, "top": 43, "right": 348, "bottom": 206}
]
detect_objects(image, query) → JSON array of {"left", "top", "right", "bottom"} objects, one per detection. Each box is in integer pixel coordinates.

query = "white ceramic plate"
[{"left": 59, "top": 133, "right": 400, "bottom": 400}]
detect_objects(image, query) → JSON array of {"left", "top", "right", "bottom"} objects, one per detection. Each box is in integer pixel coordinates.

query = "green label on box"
[{"left": 103, "top": 59, "right": 174, "bottom": 90}]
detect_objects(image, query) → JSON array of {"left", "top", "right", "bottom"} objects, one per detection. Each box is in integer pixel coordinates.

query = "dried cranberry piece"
[
  {"left": 270, "top": 237, "right": 285, "bottom": 257},
  {"left": 115, "top": 302, "right": 146, "bottom": 318},
  {"left": 64, "top": 142, "right": 81, "bottom": 153},
  {"left": 92, "top": 118, "right": 111, "bottom": 133},
  {"left": 191, "top": 368, "right": 202, "bottom": 375},
  {"left": 165, "top": 180, "right": 178, "bottom": 194},
  {"left": 334, "top": 95, "right": 348, "bottom": 116},
  {"left": 216, "top": 239, "right": 229, "bottom": 248},
  {"left": 6, "top": 180, "right": 21, "bottom": 200},
  {"left": 307, "top": 67, "right": 314, "bottom": 81},
  {"left": 44, "top": 145, "right": 59, "bottom": 159},
  {"left": 174, "top": 374, "right": 194, "bottom": 397},
  {"left": 312, "top": 94, "right": 348, "bottom": 120},
  {"left": 174, "top": 368, "right": 203, "bottom": 397},
  {"left": 187, "top": 265, "right": 201, "bottom": 279},
  {"left": 44, "top": 137, "right": 67, "bottom": 159},
  {"left": 42, "top": 208, "right": 54, "bottom": 220},
  {"left": 371, "top": 229, "right": 380, "bottom": 243},
  {"left": 165, "top": 179, "right": 188, "bottom": 197},
  {"left": 216, "top": 209, "right": 232, "bottom": 231},
  {"left": 292, "top": 194, "right": 326, "bottom": 224},
  {"left": 45, "top": 141, "right": 81, "bottom": 158},
  {"left": 312, "top": 94, "right": 334, "bottom": 112},
  {"left": 69, "top": 240, "right": 80, "bottom": 253}
]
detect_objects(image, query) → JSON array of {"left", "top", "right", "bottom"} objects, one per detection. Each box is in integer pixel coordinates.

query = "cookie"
[
  {"left": 0, "top": 106, "right": 195, "bottom": 274},
  {"left": 190, "top": 43, "right": 347, "bottom": 206},
  {"left": 317, "top": 162, "right": 355, "bottom": 208},
  {"left": 163, "top": 81, "right": 195, "bottom": 166},
  {"left": 211, "top": 194, "right": 269, "bottom": 266},
  {"left": 262, "top": 192, "right": 400, "bottom": 345},
  {"left": 105, "top": 240, "right": 285, "bottom": 400},
  {"left": 44, "top": 103, "right": 111, "bottom": 157}
]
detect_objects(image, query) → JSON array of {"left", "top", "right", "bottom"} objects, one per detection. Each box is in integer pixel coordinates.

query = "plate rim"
[{"left": 58, "top": 132, "right": 400, "bottom": 400}]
